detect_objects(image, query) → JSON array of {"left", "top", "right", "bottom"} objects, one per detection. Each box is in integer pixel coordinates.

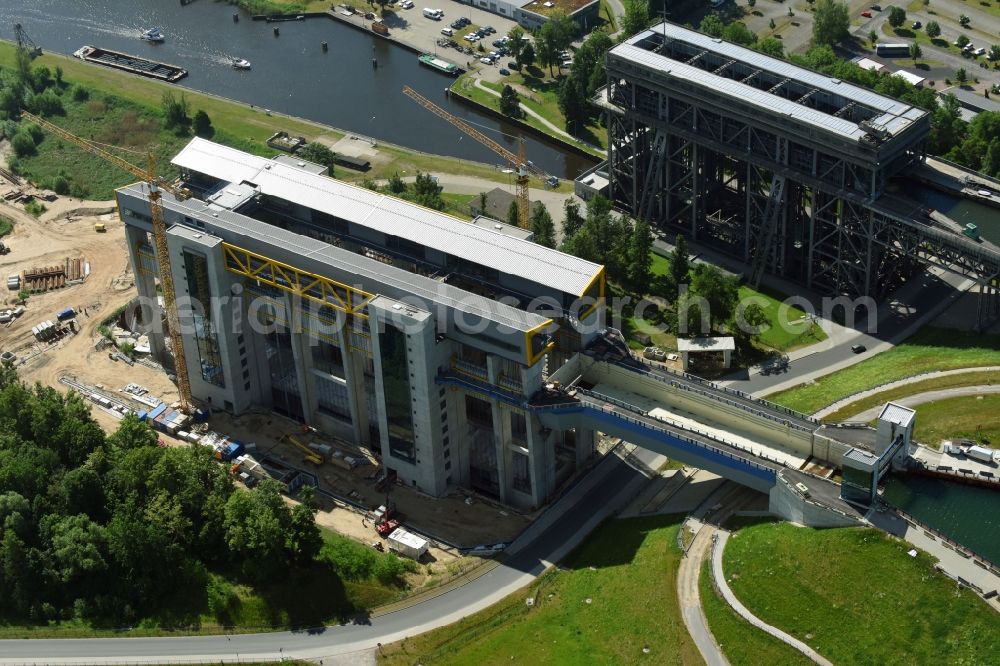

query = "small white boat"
[
  {"left": 141, "top": 27, "right": 164, "bottom": 42},
  {"left": 231, "top": 57, "right": 251, "bottom": 70}
]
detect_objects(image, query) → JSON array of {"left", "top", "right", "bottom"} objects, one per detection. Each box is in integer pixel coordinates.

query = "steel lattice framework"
[{"left": 597, "top": 25, "right": 1000, "bottom": 324}]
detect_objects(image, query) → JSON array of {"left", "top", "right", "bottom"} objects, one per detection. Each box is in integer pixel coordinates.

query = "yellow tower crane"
[
  {"left": 402, "top": 85, "right": 545, "bottom": 228},
  {"left": 20, "top": 111, "right": 194, "bottom": 411}
]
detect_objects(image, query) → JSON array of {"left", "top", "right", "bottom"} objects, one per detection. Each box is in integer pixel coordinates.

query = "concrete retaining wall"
[{"left": 768, "top": 473, "right": 860, "bottom": 528}]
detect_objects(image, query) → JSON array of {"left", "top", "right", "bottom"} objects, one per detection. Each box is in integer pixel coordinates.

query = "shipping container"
[
  {"left": 966, "top": 445, "right": 996, "bottom": 464},
  {"left": 387, "top": 528, "right": 429, "bottom": 559},
  {"left": 56, "top": 307, "right": 76, "bottom": 321}
]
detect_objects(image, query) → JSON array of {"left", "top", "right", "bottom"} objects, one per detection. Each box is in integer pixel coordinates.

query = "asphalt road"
[
  {"left": 720, "top": 267, "right": 974, "bottom": 396},
  {"left": 0, "top": 448, "right": 662, "bottom": 665}
]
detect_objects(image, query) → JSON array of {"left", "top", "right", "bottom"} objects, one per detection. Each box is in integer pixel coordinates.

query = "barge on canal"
[
  {"left": 417, "top": 53, "right": 458, "bottom": 76},
  {"left": 73, "top": 46, "right": 187, "bottom": 83}
]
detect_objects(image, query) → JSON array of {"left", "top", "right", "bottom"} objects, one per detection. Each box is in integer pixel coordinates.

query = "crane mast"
[
  {"left": 21, "top": 111, "right": 194, "bottom": 411},
  {"left": 402, "top": 85, "right": 544, "bottom": 228}
]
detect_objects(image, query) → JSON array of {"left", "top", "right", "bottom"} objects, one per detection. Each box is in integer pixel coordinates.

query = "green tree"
[
  {"left": 909, "top": 42, "right": 922, "bottom": 64},
  {"left": 956, "top": 68, "right": 968, "bottom": 86},
  {"left": 500, "top": 84, "right": 521, "bottom": 118},
  {"left": 740, "top": 302, "right": 769, "bottom": 340},
  {"left": 670, "top": 234, "right": 690, "bottom": 290},
  {"left": 11, "top": 132, "right": 36, "bottom": 158},
  {"left": 563, "top": 198, "right": 585, "bottom": 239},
  {"left": 925, "top": 21, "right": 941, "bottom": 39},
  {"left": 887, "top": 6, "right": 906, "bottom": 29},
  {"left": 160, "top": 91, "right": 191, "bottom": 134},
  {"left": 537, "top": 23, "right": 561, "bottom": 76},
  {"left": 621, "top": 0, "right": 650, "bottom": 39},
  {"left": 990, "top": 45, "right": 1000, "bottom": 62},
  {"left": 106, "top": 413, "right": 158, "bottom": 455},
  {"left": 868, "top": 30, "right": 879, "bottom": 47},
  {"left": 507, "top": 199, "right": 520, "bottom": 227},
  {"left": 387, "top": 172, "right": 407, "bottom": 194},
  {"left": 507, "top": 27, "right": 525, "bottom": 66},
  {"left": 557, "top": 76, "right": 588, "bottom": 132},
  {"left": 690, "top": 263, "right": 739, "bottom": 331},
  {"left": 626, "top": 219, "right": 653, "bottom": 291},
  {"left": 959, "top": 14, "right": 970, "bottom": 28},
  {"left": 287, "top": 486, "right": 322, "bottom": 563},
  {"left": 530, "top": 202, "right": 556, "bottom": 248},
  {"left": 223, "top": 480, "right": 290, "bottom": 580},
  {"left": 547, "top": 10, "right": 578, "bottom": 51},
  {"left": 956, "top": 34, "right": 970, "bottom": 49},
  {"left": 722, "top": 22, "right": 757, "bottom": 46},
  {"left": 412, "top": 171, "right": 444, "bottom": 210},
  {"left": 812, "top": 0, "right": 850, "bottom": 46},
  {"left": 700, "top": 15, "right": 725, "bottom": 38},
  {"left": 192, "top": 110, "right": 214, "bottom": 138},
  {"left": 298, "top": 142, "right": 337, "bottom": 174},
  {"left": 519, "top": 43, "right": 536, "bottom": 70},
  {"left": 477, "top": 191, "right": 488, "bottom": 216},
  {"left": 757, "top": 37, "right": 784, "bottom": 58},
  {"left": 16, "top": 288, "right": 29, "bottom": 303}
]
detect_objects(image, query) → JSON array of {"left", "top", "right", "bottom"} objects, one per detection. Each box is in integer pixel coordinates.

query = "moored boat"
[{"left": 417, "top": 53, "right": 458, "bottom": 76}]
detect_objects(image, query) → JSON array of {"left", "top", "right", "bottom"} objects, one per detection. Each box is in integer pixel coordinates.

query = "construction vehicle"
[
  {"left": 402, "top": 85, "right": 546, "bottom": 228},
  {"left": 94, "top": 222, "right": 106, "bottom": 233},
  {"left": 21, "top": 111, "right": 195, "bottom": 412},
  {"left": 0, "top": 241, "right": 9, "bottom": 255},
  {"left": 284, "top": 434, "right": 324, "bottom": 466}
]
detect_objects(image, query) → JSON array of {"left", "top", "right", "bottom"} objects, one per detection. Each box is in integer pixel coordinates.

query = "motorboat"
[
  {"left": 231, "top": 57, "right": 251, "bottom": 70},
  {"left": 140, "top": 27, "right": 164, "bottom": 42}
]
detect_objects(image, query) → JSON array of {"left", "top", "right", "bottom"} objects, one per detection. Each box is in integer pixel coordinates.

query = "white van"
[
  {"left": 423, "top": 8, "right": 442, "bottom": 19},
  {"left": 441, "top": 27, "right": 453, "bottom": 36}
]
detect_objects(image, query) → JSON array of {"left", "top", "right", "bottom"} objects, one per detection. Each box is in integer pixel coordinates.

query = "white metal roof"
[
  {"left": 677, "top": 336, "right": 735, "bottom": 352},
  {"left": 172, "top": 139, "right": 603, "bottom": 296},
  {"left": 879, "top": 402, "right": 915, "bottom": 428},
  {"left": 614, "top": 23, "right": 927, "bottom": 140}
]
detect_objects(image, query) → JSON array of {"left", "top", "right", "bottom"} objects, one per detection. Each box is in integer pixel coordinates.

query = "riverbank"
[{"left": 0, "top": 41, "right": 566, "bottom": 193}]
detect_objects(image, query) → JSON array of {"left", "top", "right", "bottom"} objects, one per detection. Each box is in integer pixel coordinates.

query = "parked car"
[
  {"left": 480, "top": 56, "right": 494, "bottom": 65},
  {"left": 975, "top": 47, "right": 986, "bottom": 56},
  {"left": 871, "top": 4, "right": 882, "bottom": 10},
  {"left": 441, "top": 27, "right": 453, "bottom": 36},
  {"left": 508, "top": 60, "right": 518, "bottom": 69},
  {"left": 483, "top": 25, "right": 495, "bottom": 34},
  {"left": 400, "top": 0, "right": 414, "bottom": 7},
  {"left": 861, "top": 10, "right": 872, "bottom": 17},
  {"left": 499, "top": 68, "right": 510, "bottom": 75},
  {"left": 911, "top": 20, "right": 921, "bottom": 29},
  {"left": 851, "top": 344, "right": 867, "bottom": 354}
]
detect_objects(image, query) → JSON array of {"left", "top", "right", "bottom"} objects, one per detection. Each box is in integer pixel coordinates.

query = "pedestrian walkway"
[
  {"left": 472, "top": 77, "right": 579, "bottom": 143},
  {"left": 840, "top": 384, "right": 1000, "bottom": 422},
  {"left": 677, "top": 526, "right": 730, "bottom": 666},
  {"left": 711, "top": 531, "right": 834, "bottom": 666},
  {"left": 813, "top": 367, "right": 1000, "bottom": 419}
]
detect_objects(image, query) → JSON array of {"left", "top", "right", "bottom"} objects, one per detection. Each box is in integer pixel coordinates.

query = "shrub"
[
  {"left": 24, "top": 201, "right": 46, "bottom": 218},
  {"left": 11, "top": 131, "right": 36, "bottom": 158},
  {"left": 53, "top": 176, "right": 70, "bottom": 195},
  {"left": 72, "top": 85, "right": 90, "bottom": 102}
]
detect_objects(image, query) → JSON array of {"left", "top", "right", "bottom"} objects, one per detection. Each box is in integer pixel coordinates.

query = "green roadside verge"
[
  {"left": 722, "top": 523, "right": 1000, "bottom": 665},
  {"left": 767, "top": 327, "right": 1000, "bottom": 415},
  {"left": 378, "top": 515, "right": 700, "bottom": 665},
  {"left": 822, "top": 370, "right": 1000, "bottom": 422}
]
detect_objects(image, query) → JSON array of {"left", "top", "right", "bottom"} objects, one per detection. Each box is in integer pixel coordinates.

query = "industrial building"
[
  {"left": 117, "top": 138, "right": 605, "bottom": 509},
  {"left": 583, "top": 22, "right": 1000, "bottom": 320},
  {"left": 454, "top": 0, "right": 601, "bottom": 32}
]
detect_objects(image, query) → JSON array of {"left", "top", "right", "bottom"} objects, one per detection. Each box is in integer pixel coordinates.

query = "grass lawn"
[
  {"left": 737, "top": 285, "right": 826, "bottom": 352},
  {"left": 440, "top": 192, "right": 476, "bottom": 220},
  {"left": 911, "top": 393, "right": 1000, "bottom": 447},
  {"left": 698, "top": 560, "right": 811, "bottom": 666},
  {"left": 723, "top": 523, "right": 1000, "bottom": 665},
  {"left": 378, "top": 515, "right": 701, "bottom": 665},
  {"left": 767, "top": 327, "right": 1000, "bottom": 414},
  {"left": 822, "top": 370, "right": 1000, "bottom": 422}
]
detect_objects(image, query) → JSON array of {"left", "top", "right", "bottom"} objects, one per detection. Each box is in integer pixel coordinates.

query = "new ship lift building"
[{"left": 117, "top": 139, "right": 605, "bottom": 509}]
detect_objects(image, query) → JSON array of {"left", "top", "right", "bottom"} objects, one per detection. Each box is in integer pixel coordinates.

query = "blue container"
[{"left": 56, "top": 307, "right": 76, "bottom": 321}]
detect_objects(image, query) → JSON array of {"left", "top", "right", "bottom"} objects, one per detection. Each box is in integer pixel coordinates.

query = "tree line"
[{"left": 0, "top": 364, "right": 410, "bottom": 628}]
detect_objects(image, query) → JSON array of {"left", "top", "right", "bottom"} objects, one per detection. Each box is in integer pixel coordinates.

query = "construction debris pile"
[{"left": 21, "top": 257, "right": 89, "bottom": 292}]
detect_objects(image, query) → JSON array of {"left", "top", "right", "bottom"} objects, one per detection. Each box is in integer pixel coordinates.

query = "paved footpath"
[
  {"left": 711, "top": 532, "right": 834, "bottom": 666},
  {"left": 676, "top": 526, "right": 730, "bottom": 666}
]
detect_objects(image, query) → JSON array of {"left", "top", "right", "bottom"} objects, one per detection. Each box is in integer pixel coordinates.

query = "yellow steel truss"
[{"left": 221, "top": 243, "right": 373, "bottom": 318}]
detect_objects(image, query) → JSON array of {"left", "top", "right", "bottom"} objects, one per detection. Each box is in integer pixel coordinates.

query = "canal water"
[
  {"left": 882, "top": 474, "right": 1000, "bottom": 564},
  {"left": 907, "top": 185, "right": 1000, "bottom": 245},
  {"left": 0, "top": 0, "right": 595, "bottom": 179}
]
